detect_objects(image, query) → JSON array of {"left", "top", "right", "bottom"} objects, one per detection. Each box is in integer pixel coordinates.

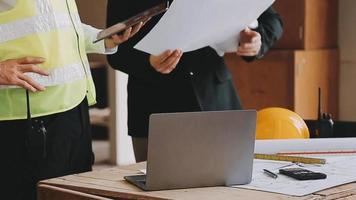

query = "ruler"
[
  {"left": 254, "top": 154, "right": 326, "bottom": 165},
  {"left": 277, "top": 150, "right": 356, "bottom": 156}
]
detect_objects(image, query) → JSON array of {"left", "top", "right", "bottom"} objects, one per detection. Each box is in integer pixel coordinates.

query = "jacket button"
[{"left": 189, "top": 72, "right": 194, "bottom": 76}]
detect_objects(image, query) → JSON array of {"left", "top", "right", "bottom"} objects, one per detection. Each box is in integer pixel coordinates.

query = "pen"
[{"left": 263, "top": 169, "right": 278, "bottom": 179}]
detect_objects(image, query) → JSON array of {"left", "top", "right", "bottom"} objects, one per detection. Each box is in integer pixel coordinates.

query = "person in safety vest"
[{"left": 0, "top": 0, "right": 145, "bottom": 199}]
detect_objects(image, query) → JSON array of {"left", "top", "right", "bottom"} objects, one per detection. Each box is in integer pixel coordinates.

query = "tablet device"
[{"left": 94, "top": 2, "right": 170, "bottom": 43}]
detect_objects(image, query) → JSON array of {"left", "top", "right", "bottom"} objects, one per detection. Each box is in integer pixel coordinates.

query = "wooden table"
[{"left": 38, "top": 163, "right": 356, "bottom": 200}]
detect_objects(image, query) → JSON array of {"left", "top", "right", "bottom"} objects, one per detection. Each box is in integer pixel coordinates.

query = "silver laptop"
[{"left": 125, "top": 110, "right": 257, "bottom": 191}]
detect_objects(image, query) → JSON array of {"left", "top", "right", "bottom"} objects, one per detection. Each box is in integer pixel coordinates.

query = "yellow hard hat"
[{"left": 256, "top": 107, "right": 310, "bottom": 140}]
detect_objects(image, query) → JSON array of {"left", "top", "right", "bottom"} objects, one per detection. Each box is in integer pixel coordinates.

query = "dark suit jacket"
[{"left": 107, "top": 0, "right": 283, "bottom": 137}]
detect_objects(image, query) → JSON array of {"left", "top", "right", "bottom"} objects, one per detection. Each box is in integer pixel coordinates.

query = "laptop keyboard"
[{"left": 138, "top": 179, "right": 146, "bottom": 184}]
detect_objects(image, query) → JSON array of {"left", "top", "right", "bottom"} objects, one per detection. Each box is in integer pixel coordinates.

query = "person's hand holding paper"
[
  {"left": 149, "top": 49, "right": 183, "bottom": 74},
  {"left": 135, "top": 0, "right": 275, "bottom": 56},
  {"left": 237, "top": 28, "right": 262, "bottom": 57},
  {"left": 147, "top": 23, "right": 263, "bottom": 75}
]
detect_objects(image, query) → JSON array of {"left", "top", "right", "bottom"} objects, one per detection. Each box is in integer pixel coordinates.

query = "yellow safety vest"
[{"left": 0, "top": 0, "right": 96, "bottom": 121}]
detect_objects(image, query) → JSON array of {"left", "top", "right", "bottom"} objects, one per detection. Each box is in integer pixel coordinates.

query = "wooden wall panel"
[
  {"left": 273, "top": 0, "right": 338, "bottom": 49},
  {"left": 273, "top": 0, "right": 306, "bottom": 49},
  {"left": 225, "top": 51, "right": 295, "bottom": 110},
  {"left": 305, "top": 0, "right": 338, "bottom": 49},
  {"left": 225, "top": 49, "right": 339, "bottom": 119},
  {"left": 294, "top": 50, "right": 339, "bottom": 119}
]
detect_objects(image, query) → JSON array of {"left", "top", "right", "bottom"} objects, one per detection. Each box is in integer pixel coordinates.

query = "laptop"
[{"left": 125, "top": 110, "right": 257, "bottom": 191}]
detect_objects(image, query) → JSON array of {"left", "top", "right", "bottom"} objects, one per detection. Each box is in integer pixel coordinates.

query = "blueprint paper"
[
  {"left": 236, "top": 138, "right": 356, "bottom": 196},
  {"left": 135, "top": 0, "right": 274, "bottom": 55},
  {"left": 255, "top": 138, "right": 356, "bottom": 155},
  {"left": 234, "top": 156, "right": 356, "bottom": 196}
]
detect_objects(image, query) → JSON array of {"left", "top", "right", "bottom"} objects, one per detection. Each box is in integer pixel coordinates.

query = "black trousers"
[
  {"left": 0, "top": 99, "right": 94, "bottom": 200},
  {"left": 132, "top": 137, "right": 148, "bottom": 162}
]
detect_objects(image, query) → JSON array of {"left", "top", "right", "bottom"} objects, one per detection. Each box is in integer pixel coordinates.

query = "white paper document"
[
  {"left": 255, "top": 138, "right": 356, "bottom": 155},
  {"left": 234, "top": 156, "right": 356, "bottom": 196},
  {"left": 135, "top": 0, "right": 275, "bottom": 55}
]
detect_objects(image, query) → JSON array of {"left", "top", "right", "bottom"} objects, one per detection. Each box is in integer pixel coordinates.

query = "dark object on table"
[
  {"left": 279, "top": 168, "right": 327, "bottom": 181},
  {"left": 315, "top": 88, "right": 334, "bottom": 138}
]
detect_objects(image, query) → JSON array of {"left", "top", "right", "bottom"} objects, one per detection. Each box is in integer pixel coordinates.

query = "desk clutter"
[
  {"left": 134, "top": 138, "right": 356, "bottom": 196},
  {"left": 236, "top": 154, "right": 356, "bottom": 196},
  {"left": 38, "top": 138, "right": 356, "bottom": 199},
  {"left": 234, "top": 138, "right": 356, "bottom": 196}
]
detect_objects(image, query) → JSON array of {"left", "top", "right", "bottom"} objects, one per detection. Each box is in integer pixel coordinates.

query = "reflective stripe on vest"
[
  {"left": 0, "top": 0, "right": 96, "bottom": 120},
  {"left": 0, "top": 12, "right": 72, "bottom": 44},
  {"left": 0, "top": 0, "right": 92, "bottom": 89},
  {"left": 0, "top": 0, "right": 85, "bottom": 48},
  {"left": 0, "top": 62, "right": 88, "bottom": 89}
]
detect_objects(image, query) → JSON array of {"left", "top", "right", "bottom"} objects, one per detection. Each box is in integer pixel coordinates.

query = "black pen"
[{"left": 263, "top": 169, "right": 278, "bottom": 179}]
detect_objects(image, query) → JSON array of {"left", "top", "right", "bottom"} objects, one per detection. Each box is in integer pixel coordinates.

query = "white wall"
[
  {"left": 339, "top": 0, "right": 356, "bottom": 121},
  {"left": 108, "top": 69, "right": 136, "bottom": 166}
]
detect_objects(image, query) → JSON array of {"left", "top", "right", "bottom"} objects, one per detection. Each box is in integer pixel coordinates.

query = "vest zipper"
[{"left": 65, "top": 0, "right": 88, "bottom": 75}]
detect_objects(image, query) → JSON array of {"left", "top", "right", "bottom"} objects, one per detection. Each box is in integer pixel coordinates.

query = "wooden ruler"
[
  {"left": 254, "top": 154, "right": 326, "bottom": 165},
  {"left": 277, "top": 150, "right": 356, "bottom": 156}
]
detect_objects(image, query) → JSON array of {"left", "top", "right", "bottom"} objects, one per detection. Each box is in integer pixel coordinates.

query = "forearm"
[
  {"left": 106, "top": 0, "right": 158, "bottom": 76},
  {"left": 107, "top": 43, "right": 154, "bottom": 76}
]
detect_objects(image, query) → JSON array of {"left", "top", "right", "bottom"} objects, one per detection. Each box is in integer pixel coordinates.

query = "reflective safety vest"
[{"left": 0, "top": 0, "right": 96, "bottom": 121}]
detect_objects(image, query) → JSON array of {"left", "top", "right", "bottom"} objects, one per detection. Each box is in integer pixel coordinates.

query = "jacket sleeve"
[
  {"left": 243, "top": 7, "right": 283, "bottom": 62},
  {"left": 106, "top": 0, "right": 157, "bottom": 77},
  {"left": 81, "top": 24, "right": 118, "bottom": 55}
]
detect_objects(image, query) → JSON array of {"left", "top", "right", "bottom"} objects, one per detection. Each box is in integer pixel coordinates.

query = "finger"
[
  {"left": 18, "top": 74, "right": 45, "bottom": 91},
  {"left": 240, "top": 28, "right": 252, "bottom": 36},
  {"left": 112, "top": 28, "right": 132, "bottom": 44},
  {"left": 242, "top": 28, "right": 250, "bottom": 33},
  {"left": 239, "top": 41, "right": 261, "bottom": 50},
  {"left": 111, "top": 34, "right": 123, "bottom": 44},
  {"left": 237, "top": 45, "right": 260, "bottom": 54},
  {"left": 15, "top": 78, "right": 37, "bottom": 92},
  {"left": 248, "top": 32, "right": 260, "bottom": 43},
  {"left": 19, "top": 64, "right": 49, "bottom": 76},
  {"left": 111, "top": 34, "right": 123, "bottom": 42},
  {"left": 251, "top": 34, "right": 261, "bottom": 43},
  {"left": 142, "top": 18, "right": 151, "bottom": 26},
  {"left": 161, "top": 52, "right": 182, "bottom": 74},
  {"left": 159, "top": 50, "right": 181, "bottom": 70},
  {"left": 237, "top": 46, "right": 259, "bottom": 53},
  {"left": 240, "top": 29, "right": 260, "bottom": 42},
  {"left": 236, "top": 50, "right": 259, "bottom": 57},
  {"left": 157, "top": 50, "right": 174, "bottom": 63},
  {"left": 157, "top": 55, "right": 179, "bottom": 72},
  {"left": 122, "top": 27, "right": 132, "bottom": 41},
  {"left": 17, "top": 57, "right": 45, "bottom": 64},
  {"left": 131, "top": 22, "right": 143, "bottom": 36},
  {"left": 159, "top": 56, "right": 180, "bottom": 73}
]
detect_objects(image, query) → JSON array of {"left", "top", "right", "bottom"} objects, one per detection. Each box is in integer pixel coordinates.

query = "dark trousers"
[
  {"left": 0, "top": 99, "right": 94, "bottom": 200},
  {"left": 132, "top": 137, "right": 148, "bottom": 162}
]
